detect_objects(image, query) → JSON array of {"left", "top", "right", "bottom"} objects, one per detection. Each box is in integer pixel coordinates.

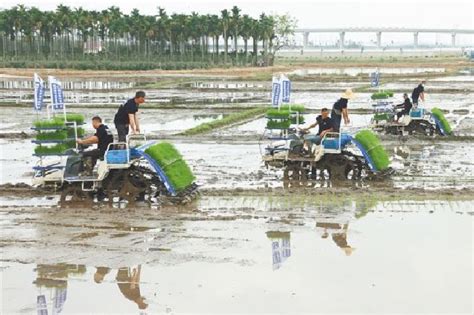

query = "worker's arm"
[
  {"left": 134, "top": 112, "right": 140, "bottom": 133},
  {"left": 420, "top": 92, "right": 425, "bottom": 102},
  {"left": 342, "top": 108, "right": 350, "bottom": 124},
  {"left": 128, "top": 113, "right": 137, "bottom": 134},
  {"left": 301, "top": 122, "right": 317, "bottom": 131},
  {"left": 77, "top": 135, "right": 98, "bottom": 145},
  {"left": 320, "top": 127, "right": 334, "bottom": 138}
]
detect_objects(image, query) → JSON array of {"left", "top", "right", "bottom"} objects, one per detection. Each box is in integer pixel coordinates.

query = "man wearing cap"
[
  {"left": 331, "top": 89, "right": 355, "bottom": 132},
  {"left": 114, "top": 91, "right": 146, "bottom": 142},
  {"left": 411, "top": 80, "right": 425, "bottom": 106},
  {"left": 395, "top": 93, "right": 413, "bottom": 122}
]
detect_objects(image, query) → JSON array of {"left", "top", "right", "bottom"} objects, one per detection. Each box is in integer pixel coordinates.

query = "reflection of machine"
[{"left": 370, "top": 102, "right": 451, "bottom": 136}]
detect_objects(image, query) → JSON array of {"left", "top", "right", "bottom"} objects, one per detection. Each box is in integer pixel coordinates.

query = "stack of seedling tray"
[
  {"left": 265, "top": 104, "right": 306, "bottom": 131},
  {"left": 371, "top": 90, "right": 394, "bottom": 100},
  {"left": 32, "top": 113, "right": 85, "bottom": 156}
]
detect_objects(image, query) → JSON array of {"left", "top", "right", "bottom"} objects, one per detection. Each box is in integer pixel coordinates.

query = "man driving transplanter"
[
  {"left": 76, "top": 116, "right": 114, "bottom": 176},
  {"left": 300, "top": 108, "right": 335, "bottom": 153}
]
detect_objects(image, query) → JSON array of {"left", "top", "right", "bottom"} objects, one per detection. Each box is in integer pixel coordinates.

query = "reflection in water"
[
  {"left": 116, "top": 266, "right": 148, "bottom": 310},
  {"left": 34, "top": 264, "right": 86, "bottom": 314},
  {"left": 266, "top": 231, "right": 291, "bottom": 270},
  {"left": 317, "top": 222, "right": 353, "bottom": 256},
  {"left": 94, "top": 265, "right": 148, "bottom": 310},
  {"left": 33, "top": 263, "right": 149, "bottom": 313}
]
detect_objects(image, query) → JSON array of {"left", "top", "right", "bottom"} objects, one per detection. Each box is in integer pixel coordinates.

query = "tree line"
[{"left": 0, "top": 5, "right": 296, "bottom": 69}]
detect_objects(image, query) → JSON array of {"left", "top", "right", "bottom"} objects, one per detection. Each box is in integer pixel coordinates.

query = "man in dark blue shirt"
[
  {"left": 300, "top": 108, "right": 335, "bottom": 150},
  {"left": 77, "top": 116, "right": 114, "bottom": 175},
  {"left": 114, "top": 91, "right": 146, "bottom": 142},
  {"left": 395, "top": 93, "right": 413, "bottom": 122},
  {"left": 331, "top": 89, "right": 355, "bottom": 131},
  {"left": 411, "top": 81, "right": 425, "bottom": 106}
]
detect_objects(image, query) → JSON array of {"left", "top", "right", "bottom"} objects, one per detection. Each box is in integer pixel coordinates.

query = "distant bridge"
[{"left": 295, "top": 28, "right": 474, "bottom": 48}]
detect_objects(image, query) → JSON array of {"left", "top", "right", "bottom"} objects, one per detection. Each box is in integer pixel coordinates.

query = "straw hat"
[{"left": 341, "top": 89, "right": 356, "bottom": 99}]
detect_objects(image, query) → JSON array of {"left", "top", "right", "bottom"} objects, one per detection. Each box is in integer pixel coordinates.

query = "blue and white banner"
[
  {"left": 53, "top": 287, "right": 67, "bottom": 314},
  {"left": 49, "top": 76, "right": 65, "bottom": 111},
  {"left": 34, "top": 73, "right": 45, "bottom": 111},
  {"left": 37, "top": 295, "right": 49, "bottom": 315},
  {"left": 281, "top": 75, "right": 291, "bottom": 103},
  {"left": 370, "top": 70, "right": 380, "bottom": 87},
  {"left": 271, "top": 76, "right": 281, "bottom": 108}
]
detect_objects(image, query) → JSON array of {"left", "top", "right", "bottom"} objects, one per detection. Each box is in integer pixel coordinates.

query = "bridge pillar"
[
  {"left": 339, "top": 32, "right": 345, "bottom": 49},
  {"left": 413, "top": 32, "right": 419, "bottom": 48},
  {"left": 451, "top": 33, "right": 456, "bottom": 47},
  {"left": 303, "top": 32, "right": 309, "bottom": 48},
  {"left": 376, "top": 32, "right": 382, "bottom": 48}
]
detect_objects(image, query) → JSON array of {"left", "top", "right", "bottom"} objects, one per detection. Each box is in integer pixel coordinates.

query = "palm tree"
[
  {"left": 231, "top": 6, "right": 241, "bottom": 61},
  {"left": 220, "top": 9, "right": 230, "bottom": 64}
]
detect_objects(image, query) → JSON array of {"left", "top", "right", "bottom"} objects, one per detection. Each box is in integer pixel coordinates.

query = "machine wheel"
[
  {"left": 315, "top": 152, "right": 369, "bottom": 180},
  {"left": 407, "top": 120, "right": 435, "bottom": 136},
  {"left": 60, "top": 183, "right": 93, "bottom": 207}
]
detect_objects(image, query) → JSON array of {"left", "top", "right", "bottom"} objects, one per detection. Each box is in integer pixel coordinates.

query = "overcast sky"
[{"left": 2, "top": 0, "right": 473, "bottom": 29}]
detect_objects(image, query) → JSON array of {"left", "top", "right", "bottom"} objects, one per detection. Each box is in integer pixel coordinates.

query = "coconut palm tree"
[{"left": 220, "top": 9, "right": 230, "bottom": 64}]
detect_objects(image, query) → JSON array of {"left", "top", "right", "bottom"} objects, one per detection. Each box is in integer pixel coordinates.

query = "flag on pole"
[
  {"left": 281, "top": 75, "right": 291, "bottom": 103},
  {"left": 370, "top": 70, "right": 380, "bottom": 87},
  {"left": 49, "top": 76, "right": 65, "bottom": 111},
  {"left": 34, "top": 73, "right": 45, "bottom": 111},
  {"left": 271, "top": 76, "right": 282, "bottom": 108}
]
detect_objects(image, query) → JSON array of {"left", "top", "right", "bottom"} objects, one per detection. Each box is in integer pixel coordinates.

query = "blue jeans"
[{"left": 304, "top": 134, "right": 322, "bottom": 145}]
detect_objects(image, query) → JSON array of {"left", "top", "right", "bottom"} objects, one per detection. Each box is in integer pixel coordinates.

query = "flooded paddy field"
[
  {"left": 1, "top": 197, "right": 473, "bottom": 314},
  {"left": 1, "top": 63, "right": 473, "bottom": 314}
]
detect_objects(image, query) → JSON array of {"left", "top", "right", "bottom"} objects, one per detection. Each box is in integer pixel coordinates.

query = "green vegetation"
[
  {"left": 371, "top": 90, "right": 394, "bottom": 100},
  {"left": 266, "top": 119, "right": 291, "bottom": 129},
  {"left": 34, "top": 142, "right": 75, "bottom": 155},
  {"left": 67, "top": 127, "right": 85, "bottom": 138},
  {"left": 280, "top": 104, "right": 306, "bottom": 113},
  {"left": 65, "top": 113, "right": 85, "bottom": 125},
  {"left": 35, "top": 130, "right": 68, "bottom": 141},
  {"left": 354, "top": 129, "right": 390, "bottom": 171},
  {"left": 431, "top": 108, "right": 452, "bottom": 135},
  {"left": 266, "top": 109, "right": 290, "bottom": 118},
  {"left": 33, "top": 117, "right": 65, "bottom": 129},
  {"left": 180, "top": 107, "right": 266, "bottom": 136},
  {"left": 145, "top": 142, "right": 195, "bottom": 192},
  {"left": 0, "top": 5, "right": 295, "bottom": 69}
]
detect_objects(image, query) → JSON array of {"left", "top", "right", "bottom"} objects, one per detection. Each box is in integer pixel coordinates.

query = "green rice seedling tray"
[{"left": 354, "top": 129, "right": 390, "bottom": 171}]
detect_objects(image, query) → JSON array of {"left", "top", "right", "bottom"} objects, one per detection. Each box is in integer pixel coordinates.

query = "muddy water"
[
  {"left": 1, "top": 198, "right": 472, "bottom": 314},
  {"left": 0, "top": 107, "right": 227, "bottom": 136},
  {"left": 3, "top": 137, "right": 473, "bottom": 190}
]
